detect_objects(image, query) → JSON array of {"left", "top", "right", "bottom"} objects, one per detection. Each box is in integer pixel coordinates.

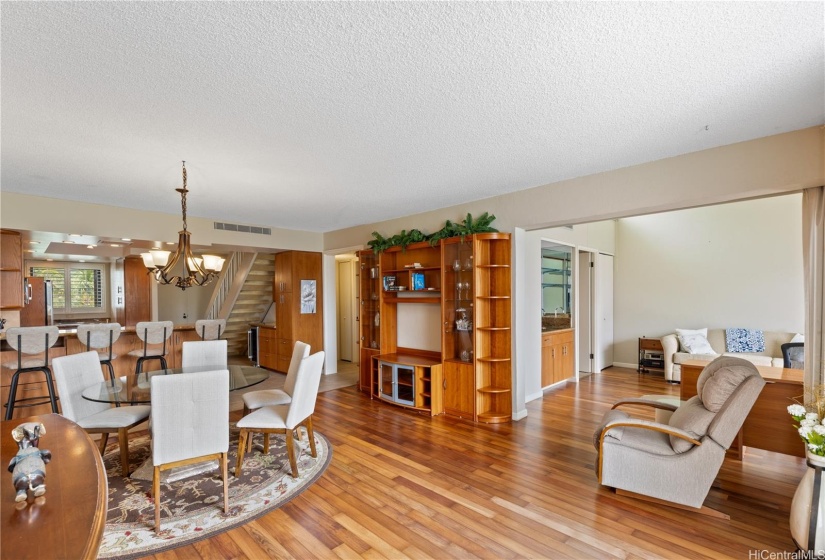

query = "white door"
[
  {"left": 577, "top": 250, "right": 594, "bottom": 374},
  {"left": 595, "top": 253, "right": 614, "bottom": 371},
  {"left": 337, "top": 260, "right": 354, "bottom": 362}
]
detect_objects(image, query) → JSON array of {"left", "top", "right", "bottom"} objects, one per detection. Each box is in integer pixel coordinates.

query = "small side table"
[{"left": 638, "top": 337, "right": 664, "bottom": 374}]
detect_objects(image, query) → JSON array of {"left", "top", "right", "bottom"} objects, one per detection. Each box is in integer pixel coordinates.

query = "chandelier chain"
[{"left": 180, "top": 161, "right": 188, "bottom": 231}]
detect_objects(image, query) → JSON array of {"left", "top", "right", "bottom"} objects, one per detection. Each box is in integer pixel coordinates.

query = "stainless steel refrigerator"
[{"left": 20, "top": 277, "right": 54, "bottom": 326}]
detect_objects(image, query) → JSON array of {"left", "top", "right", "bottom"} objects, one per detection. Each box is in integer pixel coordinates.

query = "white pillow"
[
  {"left": 676, "top": 328, "right": 715, "bottom": 354},
  {"left": 791, "top": 333, "right": 805, "bottom": 343},
  {"left": 676, "top": 328, "right": 707, "bottom": 350}
]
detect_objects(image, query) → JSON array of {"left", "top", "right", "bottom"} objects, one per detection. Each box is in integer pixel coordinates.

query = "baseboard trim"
[
  {"left": 526, "top": 391, "right": 544, "bottom": 403},
  {"left": 613, "top": 362, "right": 638, "bottom": 370},
  {"left": 512, "top": 409, "right": 528, "bottom": 421}
]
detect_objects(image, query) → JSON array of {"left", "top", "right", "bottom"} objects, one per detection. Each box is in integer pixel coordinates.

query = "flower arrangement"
[{"left": 788, "top": 403, "right": 825, "bottom": 456}]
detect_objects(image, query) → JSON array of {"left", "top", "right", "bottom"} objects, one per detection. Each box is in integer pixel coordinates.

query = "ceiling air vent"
[{"left": 214, "top": 222, "right": 271, "bottom": 235}]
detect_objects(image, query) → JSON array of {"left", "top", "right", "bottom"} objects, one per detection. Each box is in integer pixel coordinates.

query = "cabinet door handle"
[
  {"left": 552, "top": 348, "right": 556, "bottom": 358},
  {"left": 443, "top": 379, "right": 447, "bottom": 389}
]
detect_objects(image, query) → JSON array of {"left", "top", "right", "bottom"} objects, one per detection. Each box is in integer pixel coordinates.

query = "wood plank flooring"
[{"left": 149, "top": 367, "right": 807, "bottom": 559}]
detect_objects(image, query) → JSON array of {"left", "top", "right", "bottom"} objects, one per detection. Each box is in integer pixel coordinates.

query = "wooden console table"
[
  {"left": 681, "top": 360, "right": 804, "bottom": 458},
  {"left": 1, "top": 413, "right": 107, "bottom": 559}
]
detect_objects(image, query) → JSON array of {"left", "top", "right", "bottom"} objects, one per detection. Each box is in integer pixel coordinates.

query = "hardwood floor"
[{"left": 151, "top": 367, "right": 806, "bottom": 559}]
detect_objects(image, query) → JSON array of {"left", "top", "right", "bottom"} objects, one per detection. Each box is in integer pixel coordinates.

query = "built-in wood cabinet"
[
  {"left": 257, "top": 326, "right": 278, "bottom": 371},
  {"left": 0, "top": 230, "right": 24, "bottom": 310},
  {"left": 358, "top": 233, "right": 512, "bottom": 423},
  {"left": 541, "top": 328, "right": 575, "bottom": 386},
  {"left": 272, "top": 251, "right": 323, "bottom": 372},
  {"left": 112, "top": 256, "right": 151, "bottom": 327},
  {"left": 357, "top": 250, "right": 380, "bottom": 393}
]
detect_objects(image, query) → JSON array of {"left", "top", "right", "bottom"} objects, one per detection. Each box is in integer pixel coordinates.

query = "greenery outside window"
[{"left": 28, "top": 262, "right": 108, "bottom": 315}]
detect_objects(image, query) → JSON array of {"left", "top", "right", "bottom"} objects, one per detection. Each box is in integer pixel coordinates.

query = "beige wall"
[
  {"left": 613, "top": 194, "right": 804, "bottom": 367},
  {"left": 157, "top": 282, "right": 213, "bottom": 325},
  {"left": 0, "top": 192, "right": 323, "bottom": 253}
]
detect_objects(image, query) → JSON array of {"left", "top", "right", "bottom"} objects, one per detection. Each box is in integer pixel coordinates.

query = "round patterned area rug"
[{"left": 97, "top": 424, "right": 331, "bottom": 559}]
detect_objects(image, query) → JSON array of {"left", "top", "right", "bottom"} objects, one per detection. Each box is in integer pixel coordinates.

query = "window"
[{"left": 28, "top": 262, "right": 107, "bottom": 314}]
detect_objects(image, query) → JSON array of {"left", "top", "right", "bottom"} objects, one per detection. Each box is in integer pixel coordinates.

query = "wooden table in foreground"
[
  {"left": 1, "top": 413, "right": 107, "bottom": 560},
  {"left": 681, "top": 359, "right": 804, "bottom": 459}
]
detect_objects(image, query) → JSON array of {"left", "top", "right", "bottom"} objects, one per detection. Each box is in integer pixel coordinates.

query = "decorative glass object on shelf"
[{"left": 443, "top": 238, "right": 474, "bottom": 363}]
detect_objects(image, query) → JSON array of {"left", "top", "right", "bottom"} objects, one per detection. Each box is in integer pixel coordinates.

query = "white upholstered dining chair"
[
  {"left": 241, "top": 340, "right": 310, "bottom": 415},
  {"left": 150, "top": 368, "right": 229, "bottom": 533},
  {"left": 236, "top": 351, "right": 325, "bottom": 478},
  {"left": 181, "top": 339, "right": 228, "bottom": 369},
  {"left": 51, "top": 351, "right": 151, "bottom": 477}
]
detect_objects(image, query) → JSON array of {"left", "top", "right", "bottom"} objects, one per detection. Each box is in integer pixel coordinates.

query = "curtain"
[{"left": 803, "top": 186, "right": 825, "bottom": 388}]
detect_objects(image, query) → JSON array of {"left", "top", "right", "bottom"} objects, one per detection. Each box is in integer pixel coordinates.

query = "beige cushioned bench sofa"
[{"left": 661, "top": 328, "right": 798, "bottom": 383}]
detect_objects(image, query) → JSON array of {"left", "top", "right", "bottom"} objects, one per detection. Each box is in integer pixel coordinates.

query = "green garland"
[{"left": 367, "top": 212, "right": 498, "bottom": 253}]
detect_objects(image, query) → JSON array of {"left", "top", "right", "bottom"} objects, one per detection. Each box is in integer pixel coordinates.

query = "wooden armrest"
[
  {"left": 611, "top": 398, "right": 679, "bottom": 413},
  {"left": 600, "top": 418, "right": 701, "bottom": 447}
]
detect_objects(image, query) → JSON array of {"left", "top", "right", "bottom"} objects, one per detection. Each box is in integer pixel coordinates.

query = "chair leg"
[
  {"left": 41, "top": 367, "right": 59, "bottom": 414},
  {"left": 153, "top": 466, "right": 162, "bottom": 533},
  {"left": 285, "top": 431, "right": 298, "bottom": 478},
  {"left": 159, "top": 356, "right": 168, "bottom": 370},
  {"left": 221, "top": 452, "right": 229, "bottom": 514},
  {"left": 98, "top": 433, "right": 110, "bottom": 455},
  {"left": 263, "top": 433, "right": 270, "bottom": 454},
  {"left": 305, "top": 416, "right": 317, "bottom": 458},
  {"left": 118, "top": 428, "right": 130, "bottom": 477},
  {"left": 236, "top": 430, "right": 248, "bottom": 477},
  {"left": 104, "top": 361, "right": 116, "bottom": 386},
  {"left": 4, "top": 371, "right": 20, "bottom": 421}
]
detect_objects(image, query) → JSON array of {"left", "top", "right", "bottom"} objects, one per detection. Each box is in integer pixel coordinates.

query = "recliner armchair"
[{"left": 594, "top": 356, "right": 765, "bottom": 517}]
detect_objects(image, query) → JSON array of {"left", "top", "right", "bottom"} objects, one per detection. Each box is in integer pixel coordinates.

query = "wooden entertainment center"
[{"left": 358, "top": 233, "right": 512, "bottom": 423}]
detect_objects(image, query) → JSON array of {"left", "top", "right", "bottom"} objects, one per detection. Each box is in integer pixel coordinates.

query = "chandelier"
[{"left": 141, "top": 161, "right": 224, "bottom": 290}]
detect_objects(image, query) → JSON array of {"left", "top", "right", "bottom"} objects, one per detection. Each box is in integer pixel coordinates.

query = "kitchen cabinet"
[
  {"left": 0, "top": 230, "right": 24, "bottom": 310},
  {"left": 257, "top": 326, "right": 278, "bottom": 370},
  {"left": 272, "top": 251, "right": 323, "bottom": 372},
  {"left": 112, "top": 256, "right": 151, "bottom": 327},
  {"left": 542, "top": 328, "right": 575, "bottom": 386}
]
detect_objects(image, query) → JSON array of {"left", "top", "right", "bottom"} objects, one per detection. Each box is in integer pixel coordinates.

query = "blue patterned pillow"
[{"left": 725, "top": 328, "right": 765, "bottom": 353}]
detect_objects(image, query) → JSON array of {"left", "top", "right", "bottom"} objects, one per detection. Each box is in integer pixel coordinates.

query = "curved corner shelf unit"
[{"left": 358, "top": 233, "right": 512, "bottom": 423}]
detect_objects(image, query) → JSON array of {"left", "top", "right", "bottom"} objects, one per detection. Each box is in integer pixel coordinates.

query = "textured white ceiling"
[{"left": 2, "top": 2, "right": 823, "bottom": 233}]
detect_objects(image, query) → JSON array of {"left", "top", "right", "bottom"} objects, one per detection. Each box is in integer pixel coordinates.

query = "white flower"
[
  {"left": 801, "top": 418, "right": 818, "bottom": 428},
  {"left": 789, "top": 404, "right": 807, "bottom": 417},
  {"left": 809, "top": 443, "right": 822, "bottom": 452},
  {"left": 807, "top": 412, "right": 821, "bottom": 422},
  {"left": 800, "top": 426, "right": 814, "bottom": 439},
  {"left": 813, "top": 425, "right": 825, "bottom": 436}
]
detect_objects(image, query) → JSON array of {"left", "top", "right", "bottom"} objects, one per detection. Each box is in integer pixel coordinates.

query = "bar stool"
[
  {"left": 76, "top": 323, "right": 121, "bottom": 386},
  {"left": 127, "top": 321, "right": 174, "bottom": 375},
  {"left": 2, "top": 326, "right": 61, "bottom": 420},
  {"left": 195, "top": 319, "right": 225, "bottom": 341}
]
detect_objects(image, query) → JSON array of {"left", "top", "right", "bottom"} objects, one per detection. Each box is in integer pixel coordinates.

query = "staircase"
[{"left": 223, "top": 254, "right": 275, "bottom": 356}]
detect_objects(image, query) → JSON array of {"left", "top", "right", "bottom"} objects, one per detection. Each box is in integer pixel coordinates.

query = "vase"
[{"left": 790, "top": 450, "right": 825, "bottom": 555}]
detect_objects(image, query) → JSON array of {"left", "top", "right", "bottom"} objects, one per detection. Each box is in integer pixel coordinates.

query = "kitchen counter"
[
  {"left": 0, "top": 323, "right": 196, "bottom": 341},
  {"left": 541, "top": 326, "right": 574, "bottom": 333}
]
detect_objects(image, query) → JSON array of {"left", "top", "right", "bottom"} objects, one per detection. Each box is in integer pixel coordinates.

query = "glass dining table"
[{"left": 81, "top": 364, "right": 269, "bottom": 405}]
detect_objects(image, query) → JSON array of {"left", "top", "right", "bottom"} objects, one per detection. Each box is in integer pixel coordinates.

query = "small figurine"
[{"left": 7, "top": 422, "right": 51, "bottom": 503}]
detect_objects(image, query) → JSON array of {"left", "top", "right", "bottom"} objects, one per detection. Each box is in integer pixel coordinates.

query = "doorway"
[{"left": 336, "top": 257, "right": 359, "bottom": 363}]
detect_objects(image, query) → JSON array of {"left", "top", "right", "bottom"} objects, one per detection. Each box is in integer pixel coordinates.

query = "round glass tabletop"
[{"left": 81, "top": 364, "right": 270, "bottom": 405}]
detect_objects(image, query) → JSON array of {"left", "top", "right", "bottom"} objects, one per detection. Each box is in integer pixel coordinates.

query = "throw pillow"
[
  {"left": 791, "top": 333, "right": 805, "bottom": 343},
  {"left": 679, "top": 333, "right": 715, "bottom": 355},
  {"left": 675, "top": 328, "right": 714, "bottom": 354},
  {"left": 667, "top": 396, "right": 715, "bottom": 453}
]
